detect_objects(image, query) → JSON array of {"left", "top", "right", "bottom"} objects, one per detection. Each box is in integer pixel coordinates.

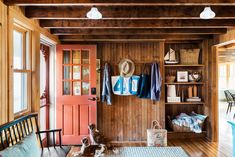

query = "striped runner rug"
[{"left": 97, "top": 147, "right": 189, "bottom": 157}]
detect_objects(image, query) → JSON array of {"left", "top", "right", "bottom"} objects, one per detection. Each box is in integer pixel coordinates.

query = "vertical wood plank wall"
[{"left": 97, "top": 42, "right": 164, "bottom": 141}]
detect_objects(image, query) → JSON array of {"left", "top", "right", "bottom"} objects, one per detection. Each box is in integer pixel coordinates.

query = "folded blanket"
[{"left": 172, "top": 112, "right": 207, "bottom": 133}]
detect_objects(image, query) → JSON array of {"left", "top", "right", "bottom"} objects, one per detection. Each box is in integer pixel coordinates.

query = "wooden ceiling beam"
[
  {"left": 59, "top": 34, "right": 212, "bottom": 41},
  {"left": 4, "top": 0, "right": 235, "bottom": 6},
  {"left": 25, "top": 6, "right": 235, "bottom": 19},
  {"left": 40, "top": 19, "right": 235, "bottom": 28},
  {"left": 50, "top": 28, "right": 227, "bottom": 35}
]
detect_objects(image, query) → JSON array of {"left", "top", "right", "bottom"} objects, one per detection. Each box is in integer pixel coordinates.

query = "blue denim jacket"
[
  {"left": 101, "top": 63, "right": 112, "bottom": 105},
  {"left": 150, "top": 63, "right": 162, "bottom": 101}
]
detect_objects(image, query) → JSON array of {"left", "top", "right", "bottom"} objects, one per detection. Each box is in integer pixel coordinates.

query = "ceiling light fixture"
[
  {"left": 200, "top": 7, "right": 216, "bottom": 19},
  {"left": 86, "top": 7, "right": 102, "bottom": 20}
]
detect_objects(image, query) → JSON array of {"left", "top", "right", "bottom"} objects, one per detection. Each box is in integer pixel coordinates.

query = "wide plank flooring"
[{"left": 67, "top": 138, "right": 232, "bottom": 157}]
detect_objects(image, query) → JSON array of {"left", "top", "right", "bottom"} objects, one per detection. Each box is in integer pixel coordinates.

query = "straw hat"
[{"left": 118, "top": 59, "right": 135, "bottom": 77}]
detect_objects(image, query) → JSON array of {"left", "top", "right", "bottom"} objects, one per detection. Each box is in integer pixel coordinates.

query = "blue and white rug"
[{"left": 98, "top": 147, "right": 189, "bottom": 157}]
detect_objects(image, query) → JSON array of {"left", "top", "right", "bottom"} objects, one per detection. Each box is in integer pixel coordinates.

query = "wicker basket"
[
  {"left": 166, "top": 76, "right": 175, "bottom": 83},
  {"left": 167, "top": 116, "right": 204, "bottom": 132},
  {"left": 180, "top": 49, "right": 200, "bottom": 65}
]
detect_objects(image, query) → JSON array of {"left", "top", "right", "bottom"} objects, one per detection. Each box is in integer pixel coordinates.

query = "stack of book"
[{"left": 186, "top": 97, "right": 201, "bottom": 102}]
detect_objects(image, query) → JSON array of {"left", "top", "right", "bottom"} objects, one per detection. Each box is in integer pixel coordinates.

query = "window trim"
[{"left": 12, "top": 24, "right": 32, "bottom": 117}]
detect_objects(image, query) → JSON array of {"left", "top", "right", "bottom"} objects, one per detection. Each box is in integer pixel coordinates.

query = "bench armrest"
[{"left": 36, "top": 129, "right": 62, "bottom": 149}]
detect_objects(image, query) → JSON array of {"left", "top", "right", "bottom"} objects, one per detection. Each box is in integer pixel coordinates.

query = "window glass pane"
[
  {"left": 63, "top": 81, "right": 70, "bottom": 95},
  {"left": 26, "top": 32, "right": 30, "bottom": 70},
  {"left": 73, "top": 66, "right": 81, "bottom": 80},
  {"left": 63, "top": 51, "right": 70, "bottom": 64},
  {"left": 63, "top": 66, "right": 71, "bottom": 80},
  {"left": 72, "top": 50, "right": 81, "bottom": 64},
  {"left": 82, "top": 50, "right": 89, "bottom": 64},
  {"left": 73, "top": 82, "right": 81, "bottom": 95},
  {"left": 219, "top": 64, "right": 227, "bottom": 89},
  {"left": 13, "top": 30, "right": 23, "bottom": 69},
  {"left": 40, "top": 107, "right": 46, "bottom": 139},
  {"left": 82, "top": 66, "right": 90, "bottom": 81},
  {"left": 219, "top": 64, "right": 226, "bottom": 77},
  {"left": 14, "top": 73, "right": 28, "bottom": 113},
  {"left": 40, "top": 50, "right": 46, "bottom": 95},
  {"left": 82, "top": 82, "right": 89, "bottom": 95},
  {"left": 230, "top": 64, "right": 235, "bottom": 77}
]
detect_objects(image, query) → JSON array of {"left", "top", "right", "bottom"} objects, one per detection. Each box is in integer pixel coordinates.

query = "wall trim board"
[{"left": 0, "top": 1, "right": 8, "bottom": 125}]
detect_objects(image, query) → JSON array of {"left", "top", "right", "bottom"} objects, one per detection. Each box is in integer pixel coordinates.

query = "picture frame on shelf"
[{"left": 177, "top": 71, "right": 188, "bottom": 82}]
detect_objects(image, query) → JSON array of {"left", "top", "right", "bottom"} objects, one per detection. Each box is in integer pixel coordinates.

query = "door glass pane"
[
  {"left": 82, "top": 50, "right": 89, "bottom": 64},
  {"left": 14, "top": 73, "right": 28, "bottom": 113},
  {"left": 73, "top": 66, "right": 81, "bottom": 80},
  {"left": 72, "top": 50, "right": 81, "bottom": 64},
  {"left": 63, "top": 51, "right": 70, "bottom": 64},
  {"left": 82, "top": 66, "right": 90, "bottom": 81},
  {"left": 63, "top": 66, "right": 71, "bottom": 80},
  {"left": 13, "top": 30, "right": 23, "bottom": 69},
  {"left": 82, "top": 82, "right": 89, "bottom": 95},
  {"left": 73, "top": 82, "right": 81, "bottom": 95},
  {"left": 63, "top": 81, "right": 70, "bottom": 95}
]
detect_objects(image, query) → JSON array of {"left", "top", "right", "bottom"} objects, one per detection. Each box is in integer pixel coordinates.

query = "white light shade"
[
  {"left": 200, "top": 7, "right": 216, "bottom": 19},
  {"left": 86, "top": 7, "right": 102, "bottom": 20}
]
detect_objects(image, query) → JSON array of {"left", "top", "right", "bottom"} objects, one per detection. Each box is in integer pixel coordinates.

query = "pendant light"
[
  {"left": 86, "top": 7, "right": 102, "bottom": 20},
  {"left": 200, "top": 7, "right": 216, "bottom": 19}
]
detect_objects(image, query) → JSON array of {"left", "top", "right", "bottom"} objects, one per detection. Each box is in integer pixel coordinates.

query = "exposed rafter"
[
  {"left": 25, "top": 6, "right": 235, "bottom": 19},
  {"left": 50, "top": 28, "right": 227, "bottom": 35},
  {"left": 59, "top": 34, "right": 212, "bottom": 41},
  {"left": 4, "top": 0, "right": 235, "bottom": 6},
  {"left": 40, "top": 19, "right": 235, "bottom": 28}
]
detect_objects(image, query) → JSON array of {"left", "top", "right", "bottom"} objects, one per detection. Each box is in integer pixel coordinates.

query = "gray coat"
[{"left": 150, "top": 63, "right": 162, "bottom": 101}]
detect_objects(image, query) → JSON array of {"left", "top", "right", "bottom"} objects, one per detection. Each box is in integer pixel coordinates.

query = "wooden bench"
[{"left": 0, "top": 113, "right": 71, "bottom": 157}]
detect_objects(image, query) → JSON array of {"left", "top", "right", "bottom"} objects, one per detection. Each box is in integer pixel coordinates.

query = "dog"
[
  {"left": 72, "top": 137, "right": 97, "bottom": 156},
  {"left": 88, "top": 124, "right": 105, "bottom": 145}
]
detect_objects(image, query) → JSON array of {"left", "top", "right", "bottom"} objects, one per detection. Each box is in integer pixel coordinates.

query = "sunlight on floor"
[{"left": 219, "top": 101, "right": 233, "bottom": 156}]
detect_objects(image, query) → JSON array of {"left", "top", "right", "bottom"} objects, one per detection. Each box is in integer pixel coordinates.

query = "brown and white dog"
[{"left": 88, "top": 124, "right": 105, "bottom": 145}]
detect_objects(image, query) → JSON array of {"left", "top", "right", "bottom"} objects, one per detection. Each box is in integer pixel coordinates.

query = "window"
[
  {"left": 219, "top": 64, "right": 227, "bottom": 90},
  {"left": 13, "top": 26, "right": 31, "bottom": 115},
  {"left": 229, "top": 64, "right": 235, "bottom": 88}
]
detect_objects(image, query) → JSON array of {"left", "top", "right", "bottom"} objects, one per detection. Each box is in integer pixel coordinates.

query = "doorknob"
[{"left": 88, "top": 97, "right": 97, "bottom": 101}]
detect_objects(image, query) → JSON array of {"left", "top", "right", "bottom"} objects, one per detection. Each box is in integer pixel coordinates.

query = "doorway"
[
  {"left": 217, "top": 45, "right": 235, "bottom": 155},
  {"left": 56, "top": 45, "right": 97, "bottom": 145}
]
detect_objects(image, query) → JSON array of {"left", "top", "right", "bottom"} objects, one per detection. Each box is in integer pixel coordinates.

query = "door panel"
[{"left": 56, "top": 45, "right": 97, "bottom": 145}]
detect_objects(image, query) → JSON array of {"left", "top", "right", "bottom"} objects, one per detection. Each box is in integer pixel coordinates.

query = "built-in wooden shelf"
[
  {"left": 167, "top": 131, "right": 206, "bottom": 139},
  {"left": 165, "top": 102, "right": 205, "bottom": 105},
  {"left": 164, "top": 82, "right": 205, "bottom": 85},
  {"left": 164, "top": 64, "right": 205, "bottom": 67}
]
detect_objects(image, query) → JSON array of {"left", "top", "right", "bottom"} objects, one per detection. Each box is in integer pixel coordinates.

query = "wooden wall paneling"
[
  {"left": 31, "top": 31, "right": 40, "bottom": 113},
  {"left": 209, "top": 45, "right": 219, "bottom": 142},
  {"left": 97, "top": 42, "right": 162, "bottom": 142},
  {"left": 159, "top": 41, "right": 165, "bottom": 128},
  {"left": 0, "top": 1, "right": 8, "bottom": 125}
]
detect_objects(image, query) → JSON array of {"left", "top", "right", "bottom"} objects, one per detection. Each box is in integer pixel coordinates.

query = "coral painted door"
[{"left": 56, "top": 45, "right": 97, "bottom": 145}]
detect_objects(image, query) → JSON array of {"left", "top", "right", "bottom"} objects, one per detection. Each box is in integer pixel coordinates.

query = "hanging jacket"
[
  {"left": 101, "top": 63, "right": 112, "bottom": 105},
  {"left": 137, "top": 64, "right": 151, "bottom": 99},
  {"left": 150, "top": 63, "right": 162, "bottom": 101}
]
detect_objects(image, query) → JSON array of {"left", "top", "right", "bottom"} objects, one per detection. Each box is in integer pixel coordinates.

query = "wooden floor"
[
  {"left": 67, "top": 102, "right": 233, "bottom": 157},
  {"left": 67, "top": 138, "right": 232, "bottom": 157}
]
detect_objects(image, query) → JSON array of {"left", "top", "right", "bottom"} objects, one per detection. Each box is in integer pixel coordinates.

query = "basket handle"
[{"left": 151, "top": 120, "right": 162, "bottom": 129}]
